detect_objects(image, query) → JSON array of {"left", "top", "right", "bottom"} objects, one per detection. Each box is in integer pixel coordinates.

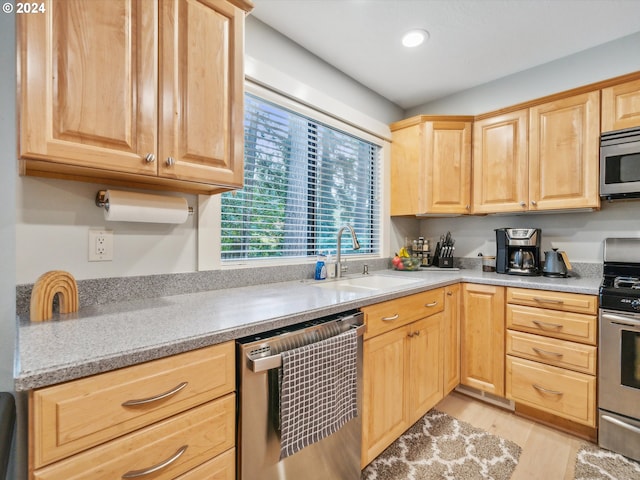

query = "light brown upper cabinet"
[
  {"left": 18, "top": 0, "right": 253, "bottom": 195},
  {"left": 472, "top": 109, "right": 529, "bottom": 214},
  {"left": 390, "top": 116, "right": 473, "bottom": 216},
  {"left": 528, "top": 91, "right": 600, "bottom": 211},
  {"left": 601, "top": 78, "right": 640, "bottom": 132},
  {"left": 473, "top": 91, "right": 600, "bottom": 213}
]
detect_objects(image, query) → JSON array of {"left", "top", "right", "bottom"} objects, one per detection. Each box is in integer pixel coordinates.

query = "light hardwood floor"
[{"left": 436, "top": 392, "right": 587, "bottom": 480}]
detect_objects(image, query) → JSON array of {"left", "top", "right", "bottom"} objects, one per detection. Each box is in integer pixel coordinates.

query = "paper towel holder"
[{"left": 95, "top": 190, "right": 194, "bottom": 215}]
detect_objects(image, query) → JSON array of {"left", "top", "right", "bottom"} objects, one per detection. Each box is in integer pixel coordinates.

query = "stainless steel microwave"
[{"left": 600, "top": 126, "right": 640, "bottom": 200}]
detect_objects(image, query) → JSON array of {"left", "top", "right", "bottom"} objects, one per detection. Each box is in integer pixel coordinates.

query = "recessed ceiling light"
[{"left": 402, "top": 29, "right": 429, "bottom": 48}]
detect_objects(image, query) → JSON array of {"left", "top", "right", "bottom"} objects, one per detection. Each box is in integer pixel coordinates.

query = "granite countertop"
[{"left": 15, "top": 267, "right": 601, "bottom": 391}]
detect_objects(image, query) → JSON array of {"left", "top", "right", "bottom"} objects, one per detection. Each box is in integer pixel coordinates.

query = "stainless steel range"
[{"left": 598, "top": 238, "right": 640, "bottom": 461}]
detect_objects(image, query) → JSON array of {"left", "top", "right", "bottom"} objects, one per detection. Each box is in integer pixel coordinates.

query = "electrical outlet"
[{"left": 89, "top": 229, "right": 113, "bottom": 261}]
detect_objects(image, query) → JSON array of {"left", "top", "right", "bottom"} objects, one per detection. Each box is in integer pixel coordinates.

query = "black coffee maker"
[{"left": 495, "top": 228, "right": 541, "bottom": 276}]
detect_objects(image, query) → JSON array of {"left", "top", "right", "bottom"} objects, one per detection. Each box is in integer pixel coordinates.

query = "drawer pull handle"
[
  {"left": 122, "top": 445, "right": 188, "bottom": 478},
  {"left": 425, "top": 301, "right": 438, "bottom": 307},
  {"left": 532, "top": 320, "right": 563, "bottom": 330},
  {"left": 382, "top": 313, "right": 400, "bottom": 322},
  {"left": 532, "top": 347, "right": 564, "bottom": 358},
  {"left": 532, "top": 383, "right": 563, "bottom": 396},
  {"left": 121, "top": 382, "right": 188, "bottom": 407},
  {"left": 532, "top": 297, "right": 564, "bottom": 304}
]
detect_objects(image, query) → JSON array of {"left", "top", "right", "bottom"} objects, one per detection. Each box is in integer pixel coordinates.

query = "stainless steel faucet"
[{"left": 336, "top": 224, "right": 361, "bottom": 278}]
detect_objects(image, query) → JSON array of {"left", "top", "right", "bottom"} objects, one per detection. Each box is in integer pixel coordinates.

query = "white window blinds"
[{"left": 221, "top": 93, "right": 381, "bottom": 261}]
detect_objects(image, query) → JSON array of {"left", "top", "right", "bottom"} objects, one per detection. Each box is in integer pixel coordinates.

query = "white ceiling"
[{"left": 251, "top": 0, "right": 640, "bottom": 110}]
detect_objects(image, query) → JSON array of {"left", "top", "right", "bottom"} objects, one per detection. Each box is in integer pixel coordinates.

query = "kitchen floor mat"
[
  {"left": 362, "top": 409, "right": 521, "bottom": 480},
  {"left": 574, "top": 443, "right": 640, "bottom": 480}
]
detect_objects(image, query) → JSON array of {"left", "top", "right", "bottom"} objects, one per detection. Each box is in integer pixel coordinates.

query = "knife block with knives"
[{"left": 432, "top": 232, "right": 455, "bottom": 268}]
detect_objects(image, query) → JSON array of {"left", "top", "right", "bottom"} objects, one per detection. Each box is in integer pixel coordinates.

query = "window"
[{"left": 221, "top": 93, "right": 381, "bottom": 261}]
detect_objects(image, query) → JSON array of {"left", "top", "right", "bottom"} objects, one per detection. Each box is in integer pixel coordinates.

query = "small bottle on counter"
[{"left": 315, "top": 254, "right": 327, "bottom": 280}]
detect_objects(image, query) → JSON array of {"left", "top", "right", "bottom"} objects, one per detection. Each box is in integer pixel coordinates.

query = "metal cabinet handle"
[
  {"left": 382, "top": 313, "right": 400, "bottom": 321},
  {"left": 465, "top": 204, "right": 470, "bottom": 210},
  {"left": 407, "top": 331, "right": 420, "bottom": 338},
  {"left": 532, "top": 297, "right": 564, "bottom": 304},
  {"left": 532, "top": 347, "right": 564, "bottom": 358},
  {"left": 531, "top": 200, "right": 537, "bottom": 206},
  {"left": 166, "top": 156, "right": 175, "bottom": 167},
  {"left": 424, "top": 301, "right": 438, "bottom": 307},
  {"left": 446, "top": 291, "right": 453, "bottom": 296},
  {"left": 519, "top": 201, "right": 526, "bottom": 207},
  {"left": 532, "top": 320, "right": 563, "bottom": 330},
  {"left": 532, "top": 383, "right": 563, "bottom": 396},
  {"left": 145, "top": 153, "right": 156, "bottom": 163},
  {"left": 121, "top": 382, "right": 188, "bottom": 407},
  {"left": 122, "top": 445, "right": 188, "bottom": 478}
]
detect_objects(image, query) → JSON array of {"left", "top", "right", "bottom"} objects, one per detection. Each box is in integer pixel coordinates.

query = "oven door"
[
  {"left": 599, "top": 309, "right": 640, "bottom": 420},
  {"left": 600, "top": 140, "right": 640, "bottom": 199}
]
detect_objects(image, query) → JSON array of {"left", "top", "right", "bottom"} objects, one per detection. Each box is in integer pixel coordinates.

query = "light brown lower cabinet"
[
  {"left": 33, "top": 395, "right": 235, "bottom": 480},
  {"left": 361, "top": 290, "right": 445, "bottom": 468},
  {"left": 505, "top": 287, "right": 598, "bottom": 433},
  {"left": 443, "top": 283, "right": 461, "bottom": 394},
  {"left": 29, "top": 342, "right": 236, "bottom": 479},
  {"left": 460, "top": 283, "right": 505, "bottom": 396}
]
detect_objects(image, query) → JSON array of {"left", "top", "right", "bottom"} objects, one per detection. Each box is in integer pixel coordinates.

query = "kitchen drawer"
[
  {"left": 174, "top": 448, "right": 235, "bottom": 480},
  {"left": 506, "top": 288, "right": 597, "bottom": 315},
  {"left": 506, "top": 356, "right": 596, "bottom": 427},
  {"left": 506, "top": 330, "right": 596, "bottom": 374},
  {"left": 31, "top": 341, "right": 235, "bottom": 468},
  {"left": 363, "top": 288, "right": 444, "bottom": 339},
  {"left": 33, "top": 394, "right": 235, "bottom": 480},
  {"left": 506, "top": 304, "right": 596, "bottom": 345}
]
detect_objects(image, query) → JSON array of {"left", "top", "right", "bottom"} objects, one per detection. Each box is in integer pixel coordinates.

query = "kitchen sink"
[{"left": 311, "top": 274, "right": 423, "bottom": 293}]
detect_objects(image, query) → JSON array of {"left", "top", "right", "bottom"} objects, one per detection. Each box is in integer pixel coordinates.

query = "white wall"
[
  {"left": 419, "top": 201, "right": 640, "bottom": 264},
  {"left": 406, "top": 31, "right": 640, "bottom": 116},
  {"left": 245, "top": 16, "right": 404, "bottom": 124},
  {"left": 16, "top": 178, "right": 198, "bottom": 284},
  {"left": 1, "top": 10, "right": 20, "bottom": 480},
  {"left": 1, "top": 2, "right": 16, "bottom": 392}
]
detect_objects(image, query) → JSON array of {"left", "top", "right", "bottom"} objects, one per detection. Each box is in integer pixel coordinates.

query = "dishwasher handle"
[{"left": 247, "top": 324, "right": 365, "bottom": 373}]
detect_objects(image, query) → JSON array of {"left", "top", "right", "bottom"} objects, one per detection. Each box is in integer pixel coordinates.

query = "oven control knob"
[{"left": 632, "top": 299, "right": 640, "bottom": 311}]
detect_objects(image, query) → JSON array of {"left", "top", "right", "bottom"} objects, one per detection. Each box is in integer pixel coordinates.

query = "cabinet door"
[
  {"left": 390, "top": 123, "right": 422, "bottom": 216},
  {"left": 472, "top": 110, "right": 528, "bottom": 213},
  {"left": 19, "top": 0, "right": 158, "bottom": 175},
  {"left": 407, "top": 314, "right": 444, "bottom": 424},
  {"left": 529, "top": 91, "right": 600, "bottom": 210},
  {"left": 423, "top": 121, "right": 472, "bottom": 214},
  {"left": 159, "top": 0, "right": 244, "bottom": 187},
  {"left": 443, "top": 284, "right": 461, "bottom": 394},
  {"left": 601, "top": 78, "right": 640, "bottom": 132},
  {"left": 461, "top": 283, "right": 505, "bottom": 396},
  {"left": 362, "top": 327, "right": 409, "bottom": 468}
]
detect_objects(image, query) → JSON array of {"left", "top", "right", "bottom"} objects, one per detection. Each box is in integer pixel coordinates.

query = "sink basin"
[{"left": 311, "top": 274, "right": 422, "bottom": 293}]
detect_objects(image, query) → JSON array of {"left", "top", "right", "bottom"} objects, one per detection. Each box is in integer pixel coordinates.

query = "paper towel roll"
[{"left": 104, "top": 190, "right": 189, "bottom": 224}]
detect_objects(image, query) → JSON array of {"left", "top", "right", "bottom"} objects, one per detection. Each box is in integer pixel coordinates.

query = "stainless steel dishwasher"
[{"left": 236, "top": 310, "right": 364, "bottom": 480}]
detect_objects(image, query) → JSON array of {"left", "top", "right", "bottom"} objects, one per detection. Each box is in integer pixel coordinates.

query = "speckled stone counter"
[{"left": 15, "top": 266, "right": 601, "bottom": 391}]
